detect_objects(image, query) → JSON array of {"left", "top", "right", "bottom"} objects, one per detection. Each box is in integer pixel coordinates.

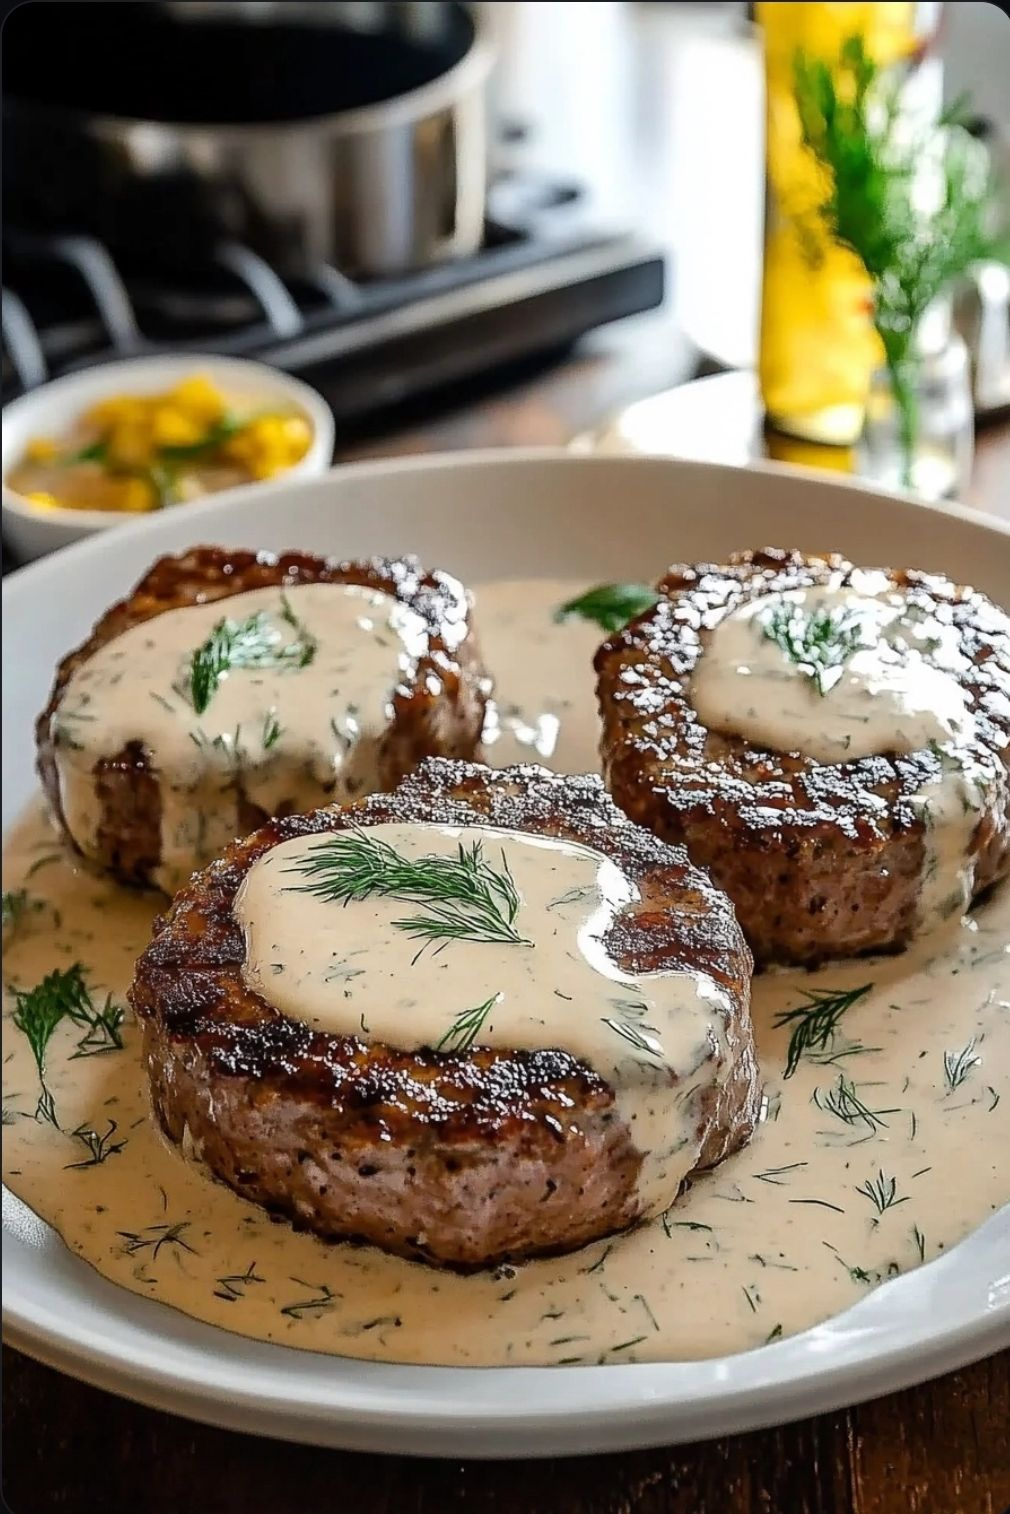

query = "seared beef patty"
[
  {"left": 597, "top": 548, "right": 1010, "bottom": 966},
  {"left": 36, "top": 546, "right": 487, "bottom": 891},
  {"left": 130, "top": 760, "right": 757, "bottom": 1269}
]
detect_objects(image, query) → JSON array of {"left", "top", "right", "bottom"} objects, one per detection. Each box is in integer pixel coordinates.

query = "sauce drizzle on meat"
[
  {"left": 237, "top": 820, "right": 739, "bottom": 1219},
  {"left": 52, "top": 583, "right": 430, "bottom": 893}
]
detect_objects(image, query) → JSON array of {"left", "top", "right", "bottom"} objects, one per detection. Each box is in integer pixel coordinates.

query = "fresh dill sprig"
[
  {"left": 943, "top": 1037, "right": 980, "bottom": 1092},
  {"left": 554, "top": 583, "right": 659, "bottom": 634},
  {"left": 65, "top": 1120, "right": 127, "bottom": 1168},
  {"left": 775, "top": 982, "right": 873, "bottom": 1078},
  {"left": 10, "top": 970, "right": 75, "bottom": 1124},
  {"left": 285, "top": 831, "right": 531, "bottom": 953},
  {"left": 854, "top": 1169, "right": 909, "bottom": 1215},
  {"left": 187, "top": 598, "right": 317, "bottom": 715},
  {"left": 814, "top": 1073, "right": 897, "bottom": 1133},
  {"left": 69, "top": 992, "right": 125, "bottom": 1058},
  {"left": 10, "top": 963, "right": 125, "bottom": 1124},
  {"left": 435, "top": 994, "right": 500, "bottom": 1053},
  {"left": 759, "top": 600, "right": 869, "bottom": 697}
]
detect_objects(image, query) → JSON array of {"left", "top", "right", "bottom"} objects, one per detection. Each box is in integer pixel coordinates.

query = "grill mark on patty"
[
  {"left": 131, "top": 761, "right": 757, "bottom": 1266},
  {"left": 35, "top": 547, "right": 488, "bottom": 889},
  {"left": 597, "top": 548, "right": 1010, "bottom": 966}
]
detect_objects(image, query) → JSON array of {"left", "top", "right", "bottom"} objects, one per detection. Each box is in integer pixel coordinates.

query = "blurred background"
[{"left": 3, "top": 0, "right": 1008, "bottom": 521}]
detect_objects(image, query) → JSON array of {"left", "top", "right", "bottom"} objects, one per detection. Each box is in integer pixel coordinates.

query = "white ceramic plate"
[{"left": 3, "top": 451, "right": 1009, "bottom": 1457}]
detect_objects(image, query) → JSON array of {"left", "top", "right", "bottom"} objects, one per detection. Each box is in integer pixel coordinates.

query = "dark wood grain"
[{"left": 3, "top": 1344, "right": 1009, "bottom": 1514}]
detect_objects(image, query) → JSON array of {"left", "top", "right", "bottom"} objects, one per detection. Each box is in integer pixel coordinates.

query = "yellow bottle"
[{"left": 757, "top": 2, "right": 919, "bottom": 445}]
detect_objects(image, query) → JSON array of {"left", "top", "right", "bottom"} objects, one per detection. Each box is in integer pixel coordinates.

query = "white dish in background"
[
  {"left": 2, "top": 450, "right": 1008, "bottom": 1457},
  {"left": 1, "top": 353, "right": 335, "bottom": 563}
]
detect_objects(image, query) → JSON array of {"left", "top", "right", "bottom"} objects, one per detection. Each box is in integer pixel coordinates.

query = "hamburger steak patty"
[
  {"left": 130, "top": 760, "right": 758, "bottom": 1269},
  {"left": 597, "top": 548, "right": 1010, "bottom": 966},
  {"left": 36, "top": 547, "right": 487, "bottom": 891}
]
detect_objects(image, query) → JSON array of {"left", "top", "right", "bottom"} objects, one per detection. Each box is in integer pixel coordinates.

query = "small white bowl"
[{"left": 1, "top": 354, "right": 335, "bottom": 563}]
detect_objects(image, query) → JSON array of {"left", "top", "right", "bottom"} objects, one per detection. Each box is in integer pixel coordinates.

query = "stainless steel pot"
[{"left": 3, "top": 1, "right": 493, "bottom": 278}]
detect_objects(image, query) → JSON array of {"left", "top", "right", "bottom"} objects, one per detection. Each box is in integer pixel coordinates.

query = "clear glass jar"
[{"left": 858, "top": 331, "right": 974, "bottom": 500}]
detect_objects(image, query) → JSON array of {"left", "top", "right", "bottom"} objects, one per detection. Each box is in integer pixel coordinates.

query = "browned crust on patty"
[
  {"left": 35, "top": 546, "right": 487, "bottom": 888},
  {"left": 130, "top": 760, "right": 757, "bottom": 1268},
  {"left": 596, "top": 548, "right": 1010, "bottom": 966}
]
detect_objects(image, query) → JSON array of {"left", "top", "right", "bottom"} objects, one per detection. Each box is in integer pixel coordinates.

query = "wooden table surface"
[{"left": 3, "top": 358, "right": 1008, "bottom": 1514}]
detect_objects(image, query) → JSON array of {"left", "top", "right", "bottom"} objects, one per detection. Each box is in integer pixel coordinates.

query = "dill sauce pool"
[{"left": 3, "top": 579, "right": 1008, "bottom": 1367}]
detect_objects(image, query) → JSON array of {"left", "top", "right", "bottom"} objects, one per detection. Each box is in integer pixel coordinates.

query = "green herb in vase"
[{"left": 793, "top": 36, "right": 1009, "bottom": 488}]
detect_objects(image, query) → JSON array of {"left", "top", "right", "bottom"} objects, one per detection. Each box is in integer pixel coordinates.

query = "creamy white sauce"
[
  {"left": 4, "top": 577, "right": 1008, "bottom": 1367},
  {"left": 53, "top": 583, "right": 430, "bottom": 894},
  {"left": 691, "top": 578, "right": 997, "bottom": 932},
  {"left": 475, "top": 579, "right": 605, "bottom": 772},
  {"left": 3, "top": 799, "right": 1007, "bottom": 1366},
  {"left": 237, "top": 823, "right": 734, "bottom": 1216}
]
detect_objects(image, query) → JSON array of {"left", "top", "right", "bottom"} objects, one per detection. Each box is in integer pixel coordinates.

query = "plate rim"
[
  {"left": 3, "top": 446, "right": 1008, "bottom": 604},
  {"left": 4, "top": 1224, "right": 1009, "bottom": 1456}
]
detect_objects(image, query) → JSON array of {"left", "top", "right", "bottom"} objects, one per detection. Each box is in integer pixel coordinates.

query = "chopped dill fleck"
[
  {"left": 603, "top": 1015, "right": 666, "bottom": 1061},
  {"left": 813, "top": 1074, "right": 898, "bottom": 1132},
  {"left": 753, "top": 1162, "right": 808, "bottom": 1185},
  {"left": 117, "top": 1221, "right": 196, "bottom": 1259},
  {"left": 759, "top": 598, "right": 870, "bottom": 696},
  {"left": 2, "top": 889, "right": 44, "bottom": 935},
  {"left": 661, "top": 1213, "right": 714, "bottom": 1239},
  {"left": 854, "top": 1169, "right": 909, "bottom": 1215},
  {"left": 214, "top": 1262, "right": 265, "bottom": 1302},
  {"left": 943, "top": 1038, "right": 980, "bottom": 1092},
  {"left": 279, "top": 1279, "right": 337, "bottom": 1319},
  {"left": 788, "top": 1197, "right": 846, "bottom": 1214},
  {"left": 188, "top": 600, "right": 316, "bottom": 715},
  {"left": 598, "top": 1336, "right": 648, "bottom": 1361},
  {"left": 262, "top": 708, "right": 283, "bottom": 750},
  {"left": 65, "top": 1120, "right": 126, "bottom": 1168}
]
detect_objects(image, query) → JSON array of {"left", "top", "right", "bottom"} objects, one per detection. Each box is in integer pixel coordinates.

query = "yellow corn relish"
[{"left": 7, "top": 372, "right": 314, "bottom": 515}]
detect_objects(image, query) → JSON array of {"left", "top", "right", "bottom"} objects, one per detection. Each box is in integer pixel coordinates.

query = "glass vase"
[{"left": 858, "top": 333, "right": 974, "bottom": 501}]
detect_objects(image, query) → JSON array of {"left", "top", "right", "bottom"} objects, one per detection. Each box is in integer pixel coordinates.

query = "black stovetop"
[{"left": 2, "top": 177, "right": 665, "bottom": 433}]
